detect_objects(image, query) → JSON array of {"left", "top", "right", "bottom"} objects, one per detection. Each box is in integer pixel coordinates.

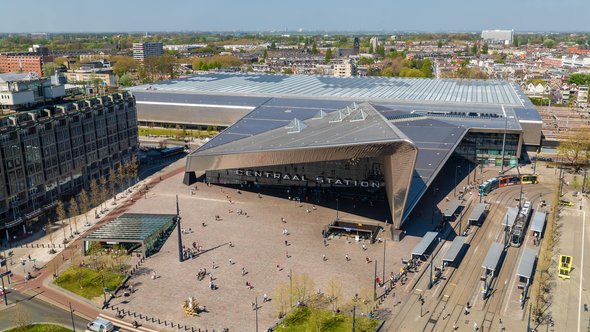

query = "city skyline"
[{"left": 2, "top": 0, "right": 589, "bottom": 33}]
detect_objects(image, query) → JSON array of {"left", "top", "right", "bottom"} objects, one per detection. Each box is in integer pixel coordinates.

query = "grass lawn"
[
  {"left": 54, "top": 266, "right": 125, "bottom": 300},
  {"left": 274, "top": 307, "right": 379, "bottom": 332},
  {"left": 138, "top": 126, "right": 218, "bottom": 138},
  {"left": 6, "top": 324, "right": 72, "bottom": 332}
]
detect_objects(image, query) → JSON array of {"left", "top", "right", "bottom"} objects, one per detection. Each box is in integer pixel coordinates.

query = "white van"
[{"left": 86, "top": 318, "right": 114, "bottom": 332}]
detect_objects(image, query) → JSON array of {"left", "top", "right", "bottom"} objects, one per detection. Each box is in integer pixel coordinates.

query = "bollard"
[
  {"left": 172, "top": 323, "right": 175, "bottom": 328},
  {"left": 139, "top": 314, "right": 143, "bottom": 319},
  {"left": 42, "top": 244, "right": 45, "bottom": 248},
  {"left": 158, "top": 319, "right": 161, "bottom": 324},
  {"left": 165, "top": 321, "right": 168, "bottom": 327}
]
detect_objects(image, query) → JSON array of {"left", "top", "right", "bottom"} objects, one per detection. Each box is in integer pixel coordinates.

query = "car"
[
  {"left": 523, "top": 201, "right": 531, "bottom": 209},
  {"left": 558, "top": 200, "right": 575, "bottom": 206},
  {"left": 86, "top": 318, "right": 114, "bottom": 332}
]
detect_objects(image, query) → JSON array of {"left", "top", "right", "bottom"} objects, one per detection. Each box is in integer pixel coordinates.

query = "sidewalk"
[{"left": 4, "top": 165, "right": 185, "bottom": 326}]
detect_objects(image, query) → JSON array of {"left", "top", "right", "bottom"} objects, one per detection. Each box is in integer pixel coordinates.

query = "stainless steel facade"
[{"left": 0, "top": 92, "right": 139, "bottom": 239}]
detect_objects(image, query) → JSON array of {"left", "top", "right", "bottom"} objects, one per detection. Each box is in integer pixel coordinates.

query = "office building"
[
  {"left": 0, "top": 92, "right": 138, "bottom": 243},
  {"left": 481, "top": 30, "right": 514, "bottom": 45},
  {"left": 127, "top": 73, "right": 541, "bottom": 231},
  {"left": 333, "top": 59, "right": 356, "bottom": 77},
  {"left": 133, "top": 42, "right": 164, "bottom": 61}
]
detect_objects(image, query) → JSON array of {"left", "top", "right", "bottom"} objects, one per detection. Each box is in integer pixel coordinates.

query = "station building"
[{"left": 128, "top": 73, "right": 542, "bottom": 231}]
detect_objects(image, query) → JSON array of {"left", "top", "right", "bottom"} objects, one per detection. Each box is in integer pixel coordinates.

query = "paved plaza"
[{"left": 108, "top": 171, "right": 422, "bottom": 331}]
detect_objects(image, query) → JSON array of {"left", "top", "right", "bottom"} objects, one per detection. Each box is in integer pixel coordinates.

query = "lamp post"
[
  {"left": 454, "top": 165, "right": 461, "bottom": 197},
  {"left": 254, "top": 296, "right": 259, "bottom": 332},
  {"left": 382, "top": 239, "right": 386, "bottom": 283}
]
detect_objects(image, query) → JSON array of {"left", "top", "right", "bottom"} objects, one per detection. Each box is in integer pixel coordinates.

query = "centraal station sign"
[{"left": 235, "top": 169, "right": 383, "bottom": 188}]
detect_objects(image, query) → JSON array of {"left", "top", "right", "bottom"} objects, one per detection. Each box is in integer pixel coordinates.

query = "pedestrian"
[
  {"left": 276, "top": 264, "right": 281, "bottom": 271},
  {"left": 345, "top": 254, "right": 350, "bottom": 261},
  {"left": 229, "top": 258, "right": 232, "bottom": 265},
  {"left": 285, "top": 240, "right": 288, "bottom": 246},
  {"left": 323, "top": 254, "right": 326, "bottom": 261},
  {"left": 362, "top": 244, "right": 367, "bottom": 251},
  {"left": 242, "top": 267, "right": 246, "bottom": 276},
  {"left": 263, "top": 294, "right": 268, "bottom": 302},
  {"left": 285, "top": 251, "right": 289, "bottom": 258},
  {"left": 212, "top": 262, "right": 216, "bottom": 269},
  {"left": 323, "top": 238, "right": 327, "bottom": 246},
  {"left": 229, "top": 241, "right": 234, "bottom": 247},
  {"left": 473, "top": 322, "right": 478, "bottom": 331}
]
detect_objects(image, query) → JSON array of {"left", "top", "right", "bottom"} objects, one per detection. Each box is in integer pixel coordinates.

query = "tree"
[
  {"left": 513, "top": 35, "right": 519, "bottom": 47},
  {"left": 311, "top": 42, "right": 318, "bottom": 54},
  {"left": 55, "top": 200, "right": 69, "bottom": 242},
  {"left": 111, "top": 56, "right": 137, "bottom": 77},
  {"left": 471, "top": 44, "right": 478, "bottom": 55},
  {"left": 115, "top": 163, "right": 125, "bottom": 192},
  {"left": 437, "top": 40, "right": 443, "bottom": 48},
  {"left": 326, "top": 278, "right": 343, "bottom": 312},
  {"left": 557, "top": 129, "right": 590, "bottom": 168},
  {"left": 543, "top": 39, "right": 556, "bottom": 49},
  {"left": 11, "top": 304, "right": 32, "bottom": 330},
  {"left": 68, "top": 196, "right": 79, "bottom": 235},
  {"left": 108, "top": 168, "right": 117, "bottom": 201},
  {"left": 46, "top": 218, "right": 55, "bottom": 253},
  {"left": 270, "top": 41, "right": 276, "bottom": 50},
  {"left": 42, "top": 62, "right": 60, "bottom": 77},
  {"left": 79, "top": 188, "right": 90, "bottom": 225},
  {"left": 89, "top": 178, "right": 100, "bottom": 217},
  {"left": 99, "top": 175, "right": 108, "bottom": 211},
  {"left": 262, "top": 49, "right": 268, "bottom": 61},
  {"left": 368, "top": 45, "right": 374, "bottom": 54},
  {"left": 119, "top": 73, "right": 133, "bottom": 87},
  {"left": 272, "top": 282, "right": 291, "bottom": 318},
  {"left": 569, "top": 73, "right": 590, "bottom": 86},
  {"left": 400, "top": 68, "right": 426, "bottom": 78},
  {"left": 293, "top": 273, "right": 315, "bottom": 304},
  {"left": 481, "top": 43, "right": 489, "bottom": 54},
  {"left": 324, "top": 48, "right": 333, "bottom": 64},
  {"left": 376, "top": 45, "right": 386, "bottom": 58},
  {"left": 421, "top": 58, "right": 433, "bottom": 78}
]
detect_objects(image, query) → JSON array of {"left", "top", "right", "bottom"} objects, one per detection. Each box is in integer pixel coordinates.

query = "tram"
[{"left": 480, "top": 174, "right": 539, "bottom": 196}]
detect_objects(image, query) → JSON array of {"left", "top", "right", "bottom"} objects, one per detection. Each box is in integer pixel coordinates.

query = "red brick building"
[{"left": 0, "top": 53, "right": 54, "bottom": 77}]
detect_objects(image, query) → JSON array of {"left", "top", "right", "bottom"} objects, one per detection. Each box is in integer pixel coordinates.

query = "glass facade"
[{"left": 454, "top": 132, "right": 520, "bottom": 165}]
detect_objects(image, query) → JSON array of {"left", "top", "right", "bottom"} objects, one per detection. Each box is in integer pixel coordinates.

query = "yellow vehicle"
[
  {"left": 558, "top": 255, "right": 572, "bottom": 279},
  {"left": 558, "top": 200, "right": 575, "bottom": 207}
]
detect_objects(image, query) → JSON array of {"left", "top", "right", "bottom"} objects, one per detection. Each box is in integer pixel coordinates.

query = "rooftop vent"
[{"left": 285, "top": 118, "right": 307, "bottom": 134}]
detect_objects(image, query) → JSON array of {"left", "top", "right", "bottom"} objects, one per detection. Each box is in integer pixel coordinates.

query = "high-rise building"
[
  {"left": 0, "top": 92, "right": 138, "bottom": 243},
  {"left": 333, "top": 59, "right": 356, "bottom": 77},
  {"left": 481, "top": 30, "right": 514, "bottom": 45},
  {"left": 370, "top": 37, "right": 379, "bottom": 51},
  {"left": 133, "top": 42, "right": 164, "bottom": 61}
]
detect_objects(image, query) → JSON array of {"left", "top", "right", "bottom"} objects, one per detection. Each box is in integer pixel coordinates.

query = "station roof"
[
  {"left": 516, "top": 248, "right": 537, "bottom": 280},
  {"left": 411, "top": 231, "right": 439, "bottom": 257},
  {"left": 502, "top": 207, "right": 519, "bottom": 228},
  {"left": 442, "top": 236, "right": 467, "bottom": 263},
  {"left": 85, "top": 213, "right": 177, "bottom": 242},
  {"left": 482, "top": 242, "right": 504, "bottom": 272},
  {"left": 530, "top": 211, "right": 547, "bottom": 233},
  {"left": 468, "top": 203, "right": 487, "bottom": 222},
  {"left": 442, "top": 199, "right": 463, "bottom": 218}
]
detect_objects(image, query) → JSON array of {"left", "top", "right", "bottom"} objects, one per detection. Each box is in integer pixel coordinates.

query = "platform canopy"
[
  {"left": 411, "top": 231, "right": 439, "bottom": 257},
  {"left": 516, "top": 248, "right": 537, "bottom": 282},
  {"left": 482, "top": 242, "right": 504, "bottom": 273},
  {"left": 501, "top": 207, "right": 519, "bottom": 228},
  {"left": 468, "top": 203, "right": 487, "bottom": 223},
  {"left": 530, "top": 211, "right": 547, "bottom": 234},
  {"left": 443, "top": 200, "right": 463, "bottom": 218},
  {"left": 442, "top": 236, "right": 467, "bottom": 264}
]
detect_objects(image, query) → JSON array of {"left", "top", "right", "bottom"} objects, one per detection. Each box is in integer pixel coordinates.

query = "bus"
[{"left": 160, "top": 146, "right": 185, "bottom": 158}]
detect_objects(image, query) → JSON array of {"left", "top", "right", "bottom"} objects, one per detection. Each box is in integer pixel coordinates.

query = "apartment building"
[
  {"left": 0, "top": 73, "right": 65, "bottom": 112},
  {"left": 0, "top": 53, "right": 55, "bottom": 77},
  {"left": 0, "top": 92, "right": 139, "bottom": 242},
  {"left": 333, "top": 59, "right": 356, "bottom": 77},
  {"left": 133, "top": 42, "right": 164, "bottom": 61}
]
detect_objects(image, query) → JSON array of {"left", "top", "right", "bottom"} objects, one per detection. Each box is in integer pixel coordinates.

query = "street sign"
[{"left": 0, "top": 270, "right": 12, "bottom": 277}]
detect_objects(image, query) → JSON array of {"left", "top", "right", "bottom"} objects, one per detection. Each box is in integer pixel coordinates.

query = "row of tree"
[{"left": 47, "top": 158, "right": 138, "bottom": 248}]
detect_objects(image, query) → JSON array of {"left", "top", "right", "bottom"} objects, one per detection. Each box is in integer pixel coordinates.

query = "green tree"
[
  {"left": 311, "top": 42, "right": 318, "bottom": 54},
  {"left": 111, "top": 56, "right": 137, "bottom": 76},
  {"left": 324, "top": 48, "right": 332, "bottom": 64},
  {"left": 421, "top": 58, "right": 433, "bottom": 78},
  {"left": 42, "top": 62, "right": 60, "bottom": 77},
  {"left": 400, "top": 68, "right": 426, "bottom": 78},
  {"left": 262, "top": 49, "right": 268, "bottom": 61},
  {"left": 543, "top": 39, "right": 556, "bottom": 49},
  {"left": 270, "top": 41, "right": 276, "bottom": 50},
  {"left": 377, "top": 45, "right": 386, "bottom": 58},
  {"left": 569, "top": 73, "right": 590, "bottom": 86},
  {"left": 513, "top": 35, "right": 519, "bottom": 47},
  {"left": 115, "top": 163, "right": 125, "bottom": 192},
  {"left": 437, "top": 40, "right": 443, "bottom": 48},
  {"left": 471, "top": 44, "right": 478, "bottom": 55},
  {"left": 481, "top": 43, "right": 489, "bottom": 54},
  {"left": 108, "top": 168, "right": 117, "bottom": 201},
  {"left": 368, "top": 45, "right": 374, "bottom": 54},
  {"left": 118, "top": 73, "right": 133, "bottom": 87}
]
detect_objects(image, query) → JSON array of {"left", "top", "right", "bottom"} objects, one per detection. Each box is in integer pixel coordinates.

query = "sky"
[{"left": 2, "top": 0, "right": 589, "bottom": 33}]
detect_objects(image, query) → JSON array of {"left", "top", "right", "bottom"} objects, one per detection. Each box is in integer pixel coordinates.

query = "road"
[{"left": 0, "top": 288, "right": 89, "bottom": 331}]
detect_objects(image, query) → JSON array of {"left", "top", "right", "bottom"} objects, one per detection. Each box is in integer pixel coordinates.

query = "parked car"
[{"left": 86, "top": 318, "right": 114, "bottom": 332}]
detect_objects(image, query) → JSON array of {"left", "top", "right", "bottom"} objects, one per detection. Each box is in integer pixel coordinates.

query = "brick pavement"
[{"left": 107, "top": 171, "right": 423, "bottom": 331}]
